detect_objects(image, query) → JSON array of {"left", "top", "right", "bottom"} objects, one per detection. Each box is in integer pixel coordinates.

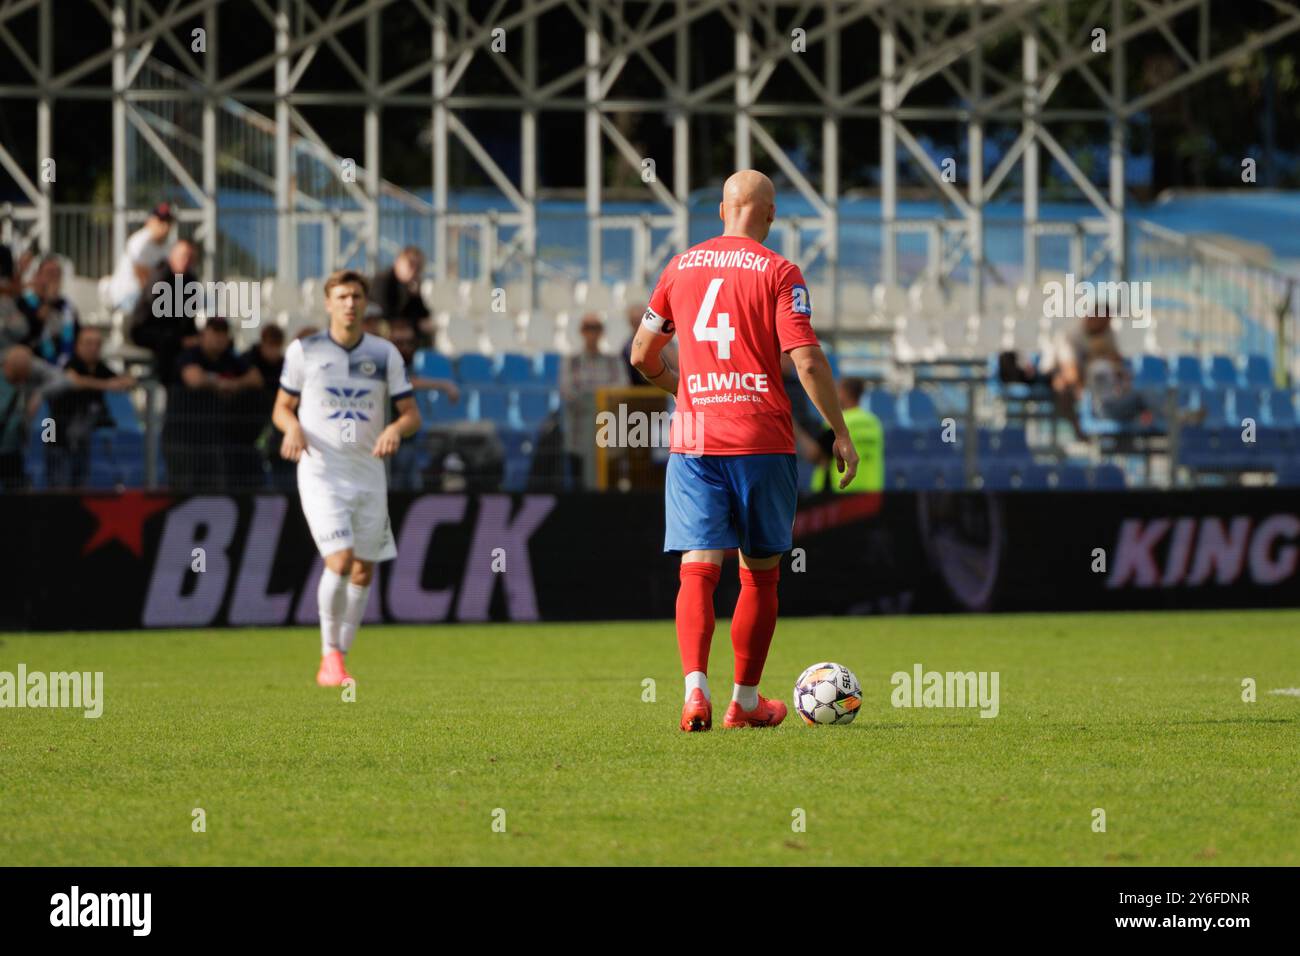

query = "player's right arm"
[
  {"left": 788, "top": 345, "right": 858, "bottom": 489},
  {"left": 273, "top": 389, "right": 308, "bottom": 461},
  {"left": 274, "top": 338, "right": 309, "bottom": 461},
  {"left": 630, "top": 321, "right": 677, "bottom": 395},
  {"left": 630, "top": 261, "right": 679, "bottom": 395}
]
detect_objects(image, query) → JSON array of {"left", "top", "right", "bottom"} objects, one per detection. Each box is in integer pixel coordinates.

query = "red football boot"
[
  {"left": 316, "top": 649, "right": 350, "bottom": 687},
  {"left": 723, "top": 694, "right": 787, "bottom": 728},
  {"left": 680, "top": 688, "right": 712, "bottom": 732}
]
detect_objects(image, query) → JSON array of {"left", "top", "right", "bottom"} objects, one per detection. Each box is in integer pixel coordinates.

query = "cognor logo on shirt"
[{"left": 322, "top": 386, "right": 377, "bottom": 422}]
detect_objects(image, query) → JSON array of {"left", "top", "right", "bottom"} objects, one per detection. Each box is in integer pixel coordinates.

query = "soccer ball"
[{"left": 794, "top": 662, "right": 862, "bottom": 726}]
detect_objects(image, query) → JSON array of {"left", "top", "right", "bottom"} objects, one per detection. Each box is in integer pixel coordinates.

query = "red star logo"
[{"left": 81, "top": 491, "right": 174, "bottom": 557}]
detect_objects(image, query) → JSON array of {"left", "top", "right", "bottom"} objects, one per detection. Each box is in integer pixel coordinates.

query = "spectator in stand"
[
  {"left": 1052, "top": 305, "right": 1199, "bottom": 434},
  {"left": 108, "top": 203, "right": 174, "bottom": 312},
  {"left": 809, "top": 377, "right": 884, "bottom": 494},
  {"left": 0, "top": 344, "right": 68, "bottom": 490},
  {"left": 388, "top": 323, "right": 459, "bottom": 402},
  {"left": 620, "top": 305, "right": 642, "bottom": 385},
  {"left": 17, "top": 256, "right": 80, "bottom": 366},
  {"left": 370, "top": 246, "right": 431, "bottom": 339},
  {"left": 362, "top": 308, "right": 389, "bottom": 339},
  {"left": 0, "top": 242, "right": 15, "bottom": 298},
  {"left": 562, "top": 313, "right": 624, "bottom": 488},
  {"left": 130, "top": 238, "right": 199, "bottom": 385},
  {"left": 46, "top": 326, "right": 136, "bottom": 488},
  {"left": 386, "top": 322, "right": 458, "bottom": 491},
  {"left": 0, "top": 244, "right": 33, "bottom": 348},
  {"left": 162, "top": 317, "right": 263, "bottom": 491},
  {"left": 241, "top": 324, "right": 292, "bottom": 490}
]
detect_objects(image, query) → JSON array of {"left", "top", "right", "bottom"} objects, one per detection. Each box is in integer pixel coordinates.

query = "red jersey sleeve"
[
  {"left": 644, "top": 258, "right": 678, "bottom": 337},
  {"left": 774, "top": 262, "right": 819, "bottom": 352}
]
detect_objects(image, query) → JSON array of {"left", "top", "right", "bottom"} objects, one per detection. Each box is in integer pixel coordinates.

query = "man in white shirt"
[
  {"left": 273, "top": 269, "right": 422, "bottom": 687},
  {"left": 108, "top": 203, "right": 174, "bottom": 312}
]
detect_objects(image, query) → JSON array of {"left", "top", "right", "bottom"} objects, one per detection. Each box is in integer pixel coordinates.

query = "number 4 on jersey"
[{"left": 692, "top": 277, "right": 736, "bottom": 360}]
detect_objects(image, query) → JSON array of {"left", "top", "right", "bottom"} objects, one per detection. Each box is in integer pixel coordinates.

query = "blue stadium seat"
[
  {"left": 418, "top": 389, "right": 468, "bottom": 422},
  {"left": 1180, "top": 424, "right": 1279, "bottom": 472},
  {"left": 1207, "top": 355, "right": 1238, "bottom": 390},
  {"left": 498, "top": 427, "right": 537, "bottom": 492},
  {"left": 1019, "top": 464, "right": 1053, "bottom": 489},
  {"left": 1055, "top": 465, "right": 1089, "bottom": 490},
  {"left": 414, "top": 349, "right": 454, "bottom": 381},
  {"left": 1256, "top": 426, "right": 1297, "bottom": 459},
  {"left": 978, "top": 427, "right": 1030, "bottom": 459},
  {"left": 457, "top": 354, "right": 494, "bottom": 383},
  {"left": 538, "top": 352, "right": 562, "bottom": 386},
  {"left": 886, "top": 427, "right": 929, "bottom": 459},
  {"left": 497, "top": 353, "right": 533, "bottom": 384},
  {"left": 1232, "top": 389, "right": 1261, "bottom": 426},
  {"left": 891, "top": 460, "right": 964, "bottom": 491},
  {"left": 1197, "top": 389, "right": 1229, "bottom": 426},
  {"left": 471, "top": 387, "right": 511, "bottom": 423},
  {"left": 1136, "top": 355, "right": 1170, "bottom": 389},
  {"left": 517, "top": 389, "right": 555, "bottom": 425},
  {"left": 103, "top": 391, "right": 142, "bottom": 431},
  {"left": 1091, "top": 463, "right": 1126, "bottom": 489},
  {"left": 1174, "top": 355, "right": 1205, "bottom": 389},
  {"left": 902, "top": 389, "right": 939, "bottom": 428},
  {"left": 1078, "top": 392, "right": 1123, "bottom": 436},
  {"left": 1265, "top": 389, "right": 1297, "bottom": 426},
  {"left": 1177, "top": 425, "right": 1212, "bottom": 469},
  {"left": 1276, "top": 462, "right": 1300, "bottom": 488},
  {"left": 866, "top": 390, "right": 899, "bottom": 426},
  {"left": 1244, "top": 354, "right": 1272, "bottom": 388},
  {"left": 979, "top": 462, "right": 1021, "bottom": 489}
]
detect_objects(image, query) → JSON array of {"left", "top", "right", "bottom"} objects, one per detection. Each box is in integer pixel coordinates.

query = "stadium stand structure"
[{"left": 4, "top": 1, "right": 1300, "bottom": 493}]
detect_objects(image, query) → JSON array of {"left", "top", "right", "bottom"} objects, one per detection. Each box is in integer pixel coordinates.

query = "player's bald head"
[
  {"left": 722, "top": 170, "right": 774, "bottom": 210},
  {"left": 720, "top": 169, "right": 776, "bottom": 241}
]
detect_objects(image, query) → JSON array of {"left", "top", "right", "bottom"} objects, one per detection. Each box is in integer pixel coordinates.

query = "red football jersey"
[{"left": 644, "top": 234, "right": 819, "bottom": 455}]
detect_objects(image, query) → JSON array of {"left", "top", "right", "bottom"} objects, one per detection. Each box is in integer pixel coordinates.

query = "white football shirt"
[
  {"left": 109, "top": 226, "right": 168, "bottom": 305},
  {"left": 279, "top": 331, "right": 413, "bottom": 490}
]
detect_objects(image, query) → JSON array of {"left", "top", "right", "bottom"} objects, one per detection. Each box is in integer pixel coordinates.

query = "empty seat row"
[
  {"left": 885, "top": 426, "right": 1032, "bottom": 460},
  {"left": 1177, "top": 425, "right": 1300, "bottom": 473},
  {"left": 414, "top": 350, "right": 562, "bottom": 387},
  {"left": 416, "top": 386, "right": 559, "bottom": 428},
  {"left": 1134, "top": 354, "right": 1273, "bottom": 391},
  {"left": 885, "top": 461, "right": 1126, "bottom": 491},
  {"left": 865, "top": 389, "right": 940, "bottom": 429}
]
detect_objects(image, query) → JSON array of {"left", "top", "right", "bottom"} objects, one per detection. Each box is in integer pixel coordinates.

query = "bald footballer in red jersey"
[{"left": 631, "top": 170, "right": 859, "bottom": 732}]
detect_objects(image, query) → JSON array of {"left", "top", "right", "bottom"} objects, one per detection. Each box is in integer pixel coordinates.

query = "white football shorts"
[{"left": 298, "top": 474, "right": 397, "bottom": 562}]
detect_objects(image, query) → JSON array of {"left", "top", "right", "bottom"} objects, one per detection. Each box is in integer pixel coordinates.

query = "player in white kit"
[{"left": 272, "top": 270, "right": 422, "bottom": 686}]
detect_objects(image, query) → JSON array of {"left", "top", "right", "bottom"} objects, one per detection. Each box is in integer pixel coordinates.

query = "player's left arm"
[
  {"left": 372, "top": 395, "right": 421, "bottom": 458},
  {"left": 373, "top": 343, "right": 422, "bottom": 457}
]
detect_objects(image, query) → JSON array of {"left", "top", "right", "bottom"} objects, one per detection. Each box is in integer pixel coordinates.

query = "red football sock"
[
  {"left": 732, "top": 565, "right": 780, "bottom": 686},
  {"left": 676, "top": 562, "right": 721, "bottom": 675}
]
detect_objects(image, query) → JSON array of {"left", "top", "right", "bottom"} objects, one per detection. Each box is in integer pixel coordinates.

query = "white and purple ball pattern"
[{"left": 794, "top": 662, "right": 862, "bottom": 726}]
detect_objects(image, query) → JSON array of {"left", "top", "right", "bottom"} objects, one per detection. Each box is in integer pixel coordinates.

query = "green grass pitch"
[{"left": 2, "top": 610, "right": 1297, "bottom": 866}]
